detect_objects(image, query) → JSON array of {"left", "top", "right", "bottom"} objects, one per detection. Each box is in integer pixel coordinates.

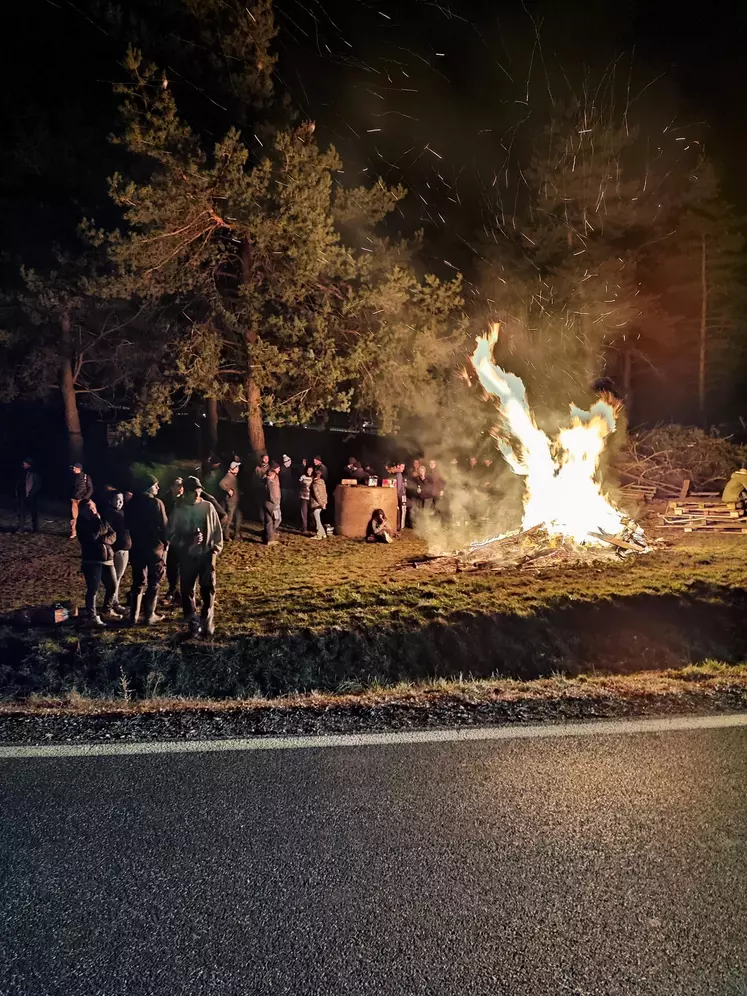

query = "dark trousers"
[
  {"left": 166, "top": 544, "right": 180, "bottom": 595},
  {"left": 224, "top": 503, "right": 242, "bottom": 540},
  {"left": 299, "top": 497, "right": 309, "bottom": 532},
  {"left": 263, "top": 501, "right": 279, "bottom": 543},
  {"left": 180, "top": 553, "right": 216, "bottom": 626},
  {"left": 129, "top": 551, "right": 166, "bottom": 601},
  {"left": 82, "top": 562, "right": 116, "bottom": 615},
  {"left": 16, "top": 495, "right": 39, "bottom": 532}
]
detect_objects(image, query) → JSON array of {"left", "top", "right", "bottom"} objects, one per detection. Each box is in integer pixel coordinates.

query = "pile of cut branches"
[{"left": 615, "top": 425, "right": 747, "bottom": 493}]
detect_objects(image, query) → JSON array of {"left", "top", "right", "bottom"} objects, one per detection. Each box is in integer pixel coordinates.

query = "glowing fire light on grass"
[{"left": 470, "top": 323, "right": 627, "bottom": 546}]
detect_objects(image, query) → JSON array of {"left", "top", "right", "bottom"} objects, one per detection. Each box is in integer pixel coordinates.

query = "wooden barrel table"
[{"left": 333, "top": 485, "right": 398, "bottom": 538}]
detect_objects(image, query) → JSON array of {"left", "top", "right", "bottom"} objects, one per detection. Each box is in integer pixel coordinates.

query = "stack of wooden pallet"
[
  {"left": 660, "top": 493, "right": 747, "bottom": 533},
  {"left": 619, "top": 483, "right": 657, "bottom": 502}
]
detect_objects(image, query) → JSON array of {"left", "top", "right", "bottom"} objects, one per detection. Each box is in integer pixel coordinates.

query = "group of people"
[
  {"left": 199, "top": 452, "right": 331, "bottom": 543},
  {"left": 71, "top": 472, "right": 223, "bottom": 637}
]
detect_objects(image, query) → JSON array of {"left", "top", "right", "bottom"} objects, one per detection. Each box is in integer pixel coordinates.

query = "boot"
[
  {"left": 129, "top": 593, "right": 143, "bottom": 625},
  {"left": 143, "top": 593, "right": 164, "bottom": 625},
  {"left": 200, "top": 608, "right": 215, "bottom": 638},
  {"left": 85, "top": 611, "right": 106, "bottom": 628}
]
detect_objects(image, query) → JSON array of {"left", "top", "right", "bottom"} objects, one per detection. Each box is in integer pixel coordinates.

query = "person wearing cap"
[
  {"left": 15, "top": 457, "right": 41, "bottom": 533},
  {"left": 124, "top": 474, "right": 168, "bottom": 625},
  {"left": 69, "top": 463, "right": 94, "bottom": 540},
  {"left": 219, "top": 461, "right": 242, "bottom": 541},
  {"left": 168, "top": 476, "right": 224, "bottom": 637}
]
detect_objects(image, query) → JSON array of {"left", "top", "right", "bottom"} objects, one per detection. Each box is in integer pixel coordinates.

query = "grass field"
[{"left": 1, "top": 506, "right": 746, "bottom": 705}]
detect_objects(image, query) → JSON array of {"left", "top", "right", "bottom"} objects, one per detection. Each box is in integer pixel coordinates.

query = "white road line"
[{"left": 1, "top": 713, "right": 746, "bottom": 760}]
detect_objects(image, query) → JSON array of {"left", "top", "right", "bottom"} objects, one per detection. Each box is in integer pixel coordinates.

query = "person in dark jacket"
[
  {"left": 69, "top": 463, "right": 94, "bottom": 540},
  {"left": 103, "top": 491, "right": 131, "bottom": 614},
  {"left": 16, "top": 458, "right": 41, "bottom": 533},
  {"left": 164, "top": 478, "right": 185, "bottom": 602},
  {"left": 219, "top": 461, "right": 242, "bottom": 540},
  {"left": 124, "top": 474, "right": 168, "bottom": 625},
  {"left": 263, "top": 463, "right": 282, "bottom": 545},
  {"left": 168, "top": 476, "right": 224, "bottom": 637},
  {"left": 312, "top": 455, "right": 328, "bottom": 483},
  {"left": 76, "top": 499, "right": 118, "bottom": 626},
  {"left": 366, "top": 508, "right": 394, "bottom": 543},
  {"left": 279, "top": 455, "right": 295, "bottom": 525}
]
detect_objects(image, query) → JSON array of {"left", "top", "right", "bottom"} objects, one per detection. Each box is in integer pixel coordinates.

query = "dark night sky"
[{"left": 2, "top": 0, "right": 746, "bottom": 275}]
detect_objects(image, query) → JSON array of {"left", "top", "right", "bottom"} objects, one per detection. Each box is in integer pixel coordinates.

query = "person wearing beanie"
[
  {"left": 219, "top": 460, "right": 242, "bottom": 541},
  {"left": 168, "top": 476, "right": 224, "bottom": 637},
  {"left": 15, "top": 457, "right": 41, "bottom": 533},
  {"left": 69, "top": 462, "right": 93, "bottom": 540},
  {"left": 123, "top": 474, "right": 168, "bottom": 625}
]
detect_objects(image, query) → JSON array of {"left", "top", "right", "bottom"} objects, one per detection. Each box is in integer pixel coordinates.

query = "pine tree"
[{"left": 93, "top": 4, "right": 465, "bottom": 456}]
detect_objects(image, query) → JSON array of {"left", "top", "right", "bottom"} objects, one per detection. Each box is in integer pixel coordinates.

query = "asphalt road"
[{"left": 2, "top": 722, "right": 746, "bottom": 996}]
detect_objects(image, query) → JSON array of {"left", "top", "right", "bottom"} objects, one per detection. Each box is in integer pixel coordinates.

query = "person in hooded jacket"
[
  {"left": 76, "top": 498, "right": 119, "bottom": 626},
  {"left": 310, "top": 467, "right": 328, "bottom": 539},
  {"left": 168, "top": 476, "right": 224, "bottom": 637},
  {"left": 124, "top": 474, "right": 168, "bottom": 625},
  {"left": 103, "top": 490, "right": 131, "bottom": 614},
  {"left": 15, "top": 458, "right": 41, "bottom": 533}
]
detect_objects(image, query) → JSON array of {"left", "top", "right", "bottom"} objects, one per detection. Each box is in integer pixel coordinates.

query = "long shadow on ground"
[{"left": 2, "top": 584, "right": 747, "bottom": 701}]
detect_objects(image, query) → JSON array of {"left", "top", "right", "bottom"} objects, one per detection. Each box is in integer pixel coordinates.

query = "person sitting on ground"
[
  {"left": 168, "top": 476, "right": 224, "bottom": 637},
  {"left": 69, "top": 462, "right": 94, "bottom": 540},
  {"left": 298, "top": 464, "right": 313, "bottom": 533},
  {"left": 15, "top": 457, "right": 41, "bottom": 534},
  {"left": 219, "top": 461, "right": 242, "bottom": 541},
  {"left": 366, "top": 508, "right": 394, "bottom": 544},
  {"left": 722, "top": 468, "right": 747, "bottom": 505},
  {"left": 103, "top": 490, "right": 131, "bottom": 616},
  {"left": 76, "top": 498, "right": 119, "bottom": 626},
  {"left": 310, "top": 467, "right": 328, "bottom": 539},
  {"left": 263, "top": 462, "right": 282, "bottom": 545}
]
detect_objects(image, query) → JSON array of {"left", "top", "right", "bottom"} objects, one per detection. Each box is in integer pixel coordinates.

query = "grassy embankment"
[{"left": 1, "top": 507, "right": 747, "bottom": 716}]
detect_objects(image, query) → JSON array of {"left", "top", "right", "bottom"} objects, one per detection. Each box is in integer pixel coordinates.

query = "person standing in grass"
[
  {"left": 219, "top": 461, "right": 242, "bottom": 541},
  {"left": 103, "top": 491, "right": 131, "bottom": 615},
  {"left": 15, "top": 457, "right": 41, "bottom": 533},
  {"left": 76, "top": 498, "right": 119, "bottom": 626},
  {"left": 310, "top": 467, "right": 328, "bottom": 539},
  {"left": 168, "top": 476, "right": 224, "bottom": 637},
  {"left": 263, "top": 463, "right": 282, "bottom": 545},
  {"left": 69, "top": 462, "right": 93, "bottom": 540},
  {"left": 298, "top": 464, "right": 313, "bottom": 533},
  {"left": 125, "top": 474, "right": 168, "bottom": 626},
  {"left": 163, "top": 478, "right": 184, "bottom": 602},
  {"left": 312, "top": 455, "right": 328, "bottom": 483}
]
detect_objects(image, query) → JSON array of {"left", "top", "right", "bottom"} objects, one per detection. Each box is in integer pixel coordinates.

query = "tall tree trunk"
[
  {"left": 205, "top": 397, "right": 219, "bottom": 454},
  {"left": 241, "top": 238, "right": 267, "bottom": 459},
  {"left": 60, "top": 314, "right": 84, "bottom": 463},
  {"left": 245, "top": 331, "right": 266, "bottom": 458},
  {"left": 698, "top": 233, "right": 708, "bottom": 426}
]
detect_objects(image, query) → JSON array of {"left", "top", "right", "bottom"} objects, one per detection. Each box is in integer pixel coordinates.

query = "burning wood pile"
[{"left": 415, "top": 323, "right": 652, "bottom": 574}]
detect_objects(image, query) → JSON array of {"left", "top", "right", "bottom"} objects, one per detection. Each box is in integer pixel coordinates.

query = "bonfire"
[{"left": 430, "top": 324, "right": 650, "bottom": 571}]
